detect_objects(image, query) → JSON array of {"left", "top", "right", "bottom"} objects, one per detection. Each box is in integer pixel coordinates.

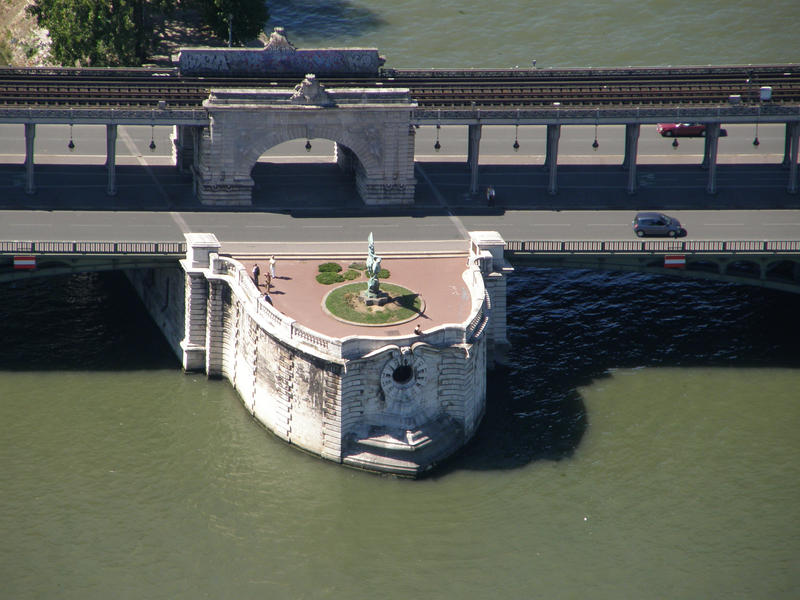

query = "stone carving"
[
  {"left": 290, "top": 74, "right": 333, "bottom": 106},
  {"left": 264, "top": 27, "right": 296, "bottom": 52},
  {"left": 365, "top": 232, "right": 382, "bottom": 298},
  {"left": 380, "top": 350, "right": 427, "bottom": 406}
]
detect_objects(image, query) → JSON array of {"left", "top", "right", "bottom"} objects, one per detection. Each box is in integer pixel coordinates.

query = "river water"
[{"left": 3, "top": 2, "right": 800, "bottom": 598}]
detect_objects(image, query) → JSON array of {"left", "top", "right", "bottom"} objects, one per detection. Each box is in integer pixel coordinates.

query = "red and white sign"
[
  {"left": 13, "top": 256, "right": 36, "bottom": 270},
  {"left": 664, "top": 255, "right": 686, "bottom": 269}
]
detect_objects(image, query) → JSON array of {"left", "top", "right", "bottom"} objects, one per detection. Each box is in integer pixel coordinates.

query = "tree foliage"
[
  {"left": 27, "top": 0, "right": 174, "bottom": 66},
  {"left": 27, "top": 0, "right": 270, "bottom": 67},
  {"left": 196, "top": 0, "right": 270, "bottom": 46}
]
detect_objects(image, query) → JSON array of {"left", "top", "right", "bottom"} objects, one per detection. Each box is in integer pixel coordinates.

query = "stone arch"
[
  {"left": 194, "top": 86, "right": 417, "bottom": 206},
  {"left": 239, "top": 123, "right": 383, "bottom": 177}
]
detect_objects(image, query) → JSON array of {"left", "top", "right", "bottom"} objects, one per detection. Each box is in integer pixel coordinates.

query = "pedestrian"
[
  {"left": 269, "top": 255, "right": 276, "bottom": 279},
  {"left": 252, "top": 263, "right": 260, "bottom": 286},
  {"left": 265, "top": 271, "right": 272, "bottom": 291},
  {"left": 486, "top": 185, "right": 496, "bottom": 207},
  {"left": 414, "top": 324, "right": 422, "bottom": 335},
  {"left": 263, "top": 292, "right": 272, "bottom": 304}
]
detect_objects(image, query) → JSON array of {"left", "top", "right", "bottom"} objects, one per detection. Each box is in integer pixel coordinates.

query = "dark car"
[
  {"left": 656, "top": 123, "right": 728, "bottom": 138},
  {"left": 632, "top": 212, "right": 684, "bottom": 237}
]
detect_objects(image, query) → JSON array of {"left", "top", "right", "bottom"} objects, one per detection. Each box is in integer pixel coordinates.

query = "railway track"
[{"left": 1, "top": 65, "right": 798, "bottom": 111}]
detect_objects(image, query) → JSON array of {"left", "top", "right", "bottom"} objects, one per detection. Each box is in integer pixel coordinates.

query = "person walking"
[
  {"left": 269, "top": 256, "right": 276, "bottom": 279},
  {"left": 252, "top": 263, "right": 260, "bottom": 286},
  {"left": 486, "top": 185, "right": 496, "bottom": 207}
]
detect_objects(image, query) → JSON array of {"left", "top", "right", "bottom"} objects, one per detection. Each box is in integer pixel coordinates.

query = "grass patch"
[{"left": 325, "top": 282, "right": 422, "bottom": 324}]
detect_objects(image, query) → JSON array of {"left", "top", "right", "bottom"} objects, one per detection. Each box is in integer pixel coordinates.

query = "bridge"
[
  {"left": 1, "top": 31, "right": 798, "bottom": 203},
  {"left": 4, "top": 229, "right": 800, "bottom": 293}
]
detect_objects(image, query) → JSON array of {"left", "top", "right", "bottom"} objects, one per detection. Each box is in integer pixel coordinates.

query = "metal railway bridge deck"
[
  {"left": 1, "top": 63, "right": 799, "bottom": 199},
  {"left": 1, "top": 63, "right": 799, "bottom": 117}
]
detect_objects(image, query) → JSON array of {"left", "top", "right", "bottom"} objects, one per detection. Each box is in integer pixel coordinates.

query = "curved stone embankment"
[{"left": 128, "top": 232, "right": 511, "bottom": 476}]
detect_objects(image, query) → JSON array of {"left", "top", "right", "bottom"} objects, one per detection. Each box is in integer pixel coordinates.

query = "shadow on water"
[
  {"left": 2, "top": 267, "right": 799, "bottom": 475},
  {"left": 267, "top": 0, "right": 386, "bottom": 40},
  {"left": 0, "top": 272, "right": 178, "bottom": 371},
  {"left": 436, "top": 266, "right": 800, "bottom": 476}
]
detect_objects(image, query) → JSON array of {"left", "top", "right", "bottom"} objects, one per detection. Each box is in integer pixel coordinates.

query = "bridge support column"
[
  {"left": 788, "top": 122, "right": 799, "bottom": 194},
  {"left": 546, "top": 124, "right": 560, "bottom": 195},
  {"left": 335, "top": 142, "right": 357, "bottom": 174},
  {"left": 205, "top": 279, "right": 225, "bottom": 378},
  {"left": 180, "top": 233, "right": 220, "bottom": 372},
  {"left": 171, "top": 125, "right": 198, "bottom": 174},
  {"left": 624, "top": 123, "right": 640, "bottom": 194},
  {"left": 468, "top": 124, "right": 482, "bottom": 194},
  {"left": 469, "top": 231, "right": 513, "bottom": 366},
  {"left": 705, "top": 123, "right": 721, "bottom": 194},
  {"left": 105, "top": 124, "right": 117, "bottom": 196},
  {"left": 783, "top": 123, "right": 793, "bottom": 167},
  {"left": 24, "top": 123, "right": 35, "bottom": 195}
]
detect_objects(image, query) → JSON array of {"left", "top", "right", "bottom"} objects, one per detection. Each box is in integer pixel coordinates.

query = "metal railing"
[
  {"left": 0, "top": 240, "right": 187, "bottom": 255},
  {"left": 505, "top": 240, "right": 800, "bottom": 254}
]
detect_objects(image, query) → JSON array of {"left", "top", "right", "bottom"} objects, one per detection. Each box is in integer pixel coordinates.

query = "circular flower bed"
[{"left": 323, "top": 282, "right": 423, "bottom": 325}]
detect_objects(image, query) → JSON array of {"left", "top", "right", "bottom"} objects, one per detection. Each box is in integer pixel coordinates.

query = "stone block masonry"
[{"left": 127, "top": 232, "right": 511, "bottom": 476}]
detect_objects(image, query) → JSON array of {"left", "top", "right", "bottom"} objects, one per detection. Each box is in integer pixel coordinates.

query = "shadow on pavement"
[{"left": 0, "top": 160, "right": 797, "bottom": 215}]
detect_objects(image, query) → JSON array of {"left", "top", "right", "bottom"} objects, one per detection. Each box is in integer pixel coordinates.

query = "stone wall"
[
  {"left": 178, "top": 47, "right": 384, "bottom": 76},
  {"left": 128, "top": 233, "right": 509, "bottom": 476},
  {"left": 177, "top": 28, "right": 384, "bottom": 76}
]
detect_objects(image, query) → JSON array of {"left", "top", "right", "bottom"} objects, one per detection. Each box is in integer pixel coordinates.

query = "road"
[{"left": 0, "top": 123, "right": 798, "bottom": 254}]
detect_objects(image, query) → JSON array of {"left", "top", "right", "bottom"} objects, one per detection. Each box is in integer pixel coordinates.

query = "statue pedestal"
[{"left": 360, "top": 290, "right": 390, "bottom": 306}]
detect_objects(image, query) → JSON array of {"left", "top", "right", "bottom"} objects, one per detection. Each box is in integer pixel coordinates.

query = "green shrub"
[
  {"left": 342, "top": 269, "right": 361, "bottom": 280},
  {"left": 377, "top": 268, "right": 390, "bottom": 279},
  {"left": 348, "top": 261, "right": 366, "bottom": 271},
  {"left": 318, "top": 262, "right": 342, "bottom": 273},
  {"left": 316, "top": 271, "right": 344, "bottom": 285}
]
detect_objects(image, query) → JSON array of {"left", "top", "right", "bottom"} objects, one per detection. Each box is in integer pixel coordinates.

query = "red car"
[{"left": 656, "top": 123, "right": 727, "bottom": 137}]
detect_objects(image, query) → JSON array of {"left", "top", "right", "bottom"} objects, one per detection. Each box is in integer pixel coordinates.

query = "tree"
[
  {"left": 27, "top": 0, "right": 174, "bottom": 66},
  {"left": 195, "top": 0, "right": 269, "bottom": 46}
]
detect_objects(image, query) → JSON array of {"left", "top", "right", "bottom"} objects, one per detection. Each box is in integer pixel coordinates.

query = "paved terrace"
[{"left": 235, "top": 254, "right": 472, "bottom": 339}]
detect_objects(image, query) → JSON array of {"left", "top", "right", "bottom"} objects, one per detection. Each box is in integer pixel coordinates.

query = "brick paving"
[{"left": 238, "top": 254, "right": 473, "bottom": 339}]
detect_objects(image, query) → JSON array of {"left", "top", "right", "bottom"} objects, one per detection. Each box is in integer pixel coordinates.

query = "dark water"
[
  {"left": 3, "top": 0, "right": 800, "bottom": 593},
  {"left": 1, "top": 271, "right": 798, "bottom": 598}
]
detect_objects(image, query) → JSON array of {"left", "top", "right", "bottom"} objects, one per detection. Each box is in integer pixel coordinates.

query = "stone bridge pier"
[{"left": 192, "top": 76, "right": 418, "bottom": 206}]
